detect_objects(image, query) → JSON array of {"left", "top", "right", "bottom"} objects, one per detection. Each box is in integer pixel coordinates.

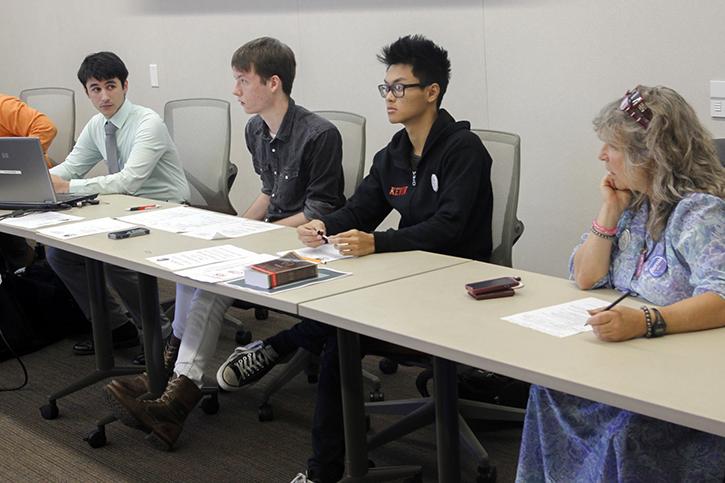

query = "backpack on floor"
[{"left": 0, "top": 257, "right": 87, "bottom": 361}]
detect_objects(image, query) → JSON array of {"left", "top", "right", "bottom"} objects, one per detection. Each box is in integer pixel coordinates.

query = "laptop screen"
[{"left": 0, "top": 137, "right": 59, "bottom": 204}]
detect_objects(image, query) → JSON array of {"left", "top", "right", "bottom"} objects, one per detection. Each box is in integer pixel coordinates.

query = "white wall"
[{"left": 2, "top": 0, "right": 723, "bottom": 277}]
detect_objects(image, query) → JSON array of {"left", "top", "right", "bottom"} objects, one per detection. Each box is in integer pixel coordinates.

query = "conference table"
[
  {"left": 300, "top": 260, "right": 725, "bottom": 480},
  {"left": 3, "top": 194, "right": 723, "bottom": 482},
  {"left": 0, "top": 194, "right": 467, "bottom": 480}
]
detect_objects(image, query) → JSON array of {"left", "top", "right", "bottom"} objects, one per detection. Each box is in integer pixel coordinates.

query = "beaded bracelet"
[
  {"left": 592, "top": 219, "right": 617, "bottom": 236},
  {"left": 641, "top": 305, "right": 653, "bottom": 338},
  {"left": 590, "top": 226, "right": 616, "bottom": 242}
]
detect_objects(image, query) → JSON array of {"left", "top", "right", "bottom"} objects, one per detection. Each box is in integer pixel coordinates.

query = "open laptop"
[{"left": 0, "top": 137, "right": 97, "bottom": 210}]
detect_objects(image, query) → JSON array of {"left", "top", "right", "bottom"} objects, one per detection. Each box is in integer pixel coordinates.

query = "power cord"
[
  {"left": 0, "top": 272, "right": 29, "bottom": 391},
  {"left": 0, "top": 325, "right": 29, "bottom": 391}
]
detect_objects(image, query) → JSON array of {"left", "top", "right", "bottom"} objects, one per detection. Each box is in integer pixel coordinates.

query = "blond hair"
[{"left": 593, "top": 85, "right": 725, "bottom": 240}]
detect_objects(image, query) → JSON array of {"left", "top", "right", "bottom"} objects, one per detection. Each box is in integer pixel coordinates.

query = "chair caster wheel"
[
  {"left": 201, "top": 394, "right": 219, "bottom": 415},
  {"left": 378, "top": 358, "right": 398, "bottom": 374},
  {"left": 477, "top": 464, "right": 497, "bottom": 483},
  {"left": 254, "top": 308, "right": 269, "bottom": 320},
  {"left": 258, "top": 404, "right": 274, "bottom": 422},
  {"left": 307, "top": 374, "right": 318, "bottom": 384},
  {"left": 235, "top": 329, "right": 252, "bottom": 346},
  {"left": 84, "top": 427, "right": 107, "bottom": 448},
  {"left": 368, "top": 391, "right": 384, "bottom": 402},
  {"left": 40, "top": 400, "right": 59, "bottom": 420}
]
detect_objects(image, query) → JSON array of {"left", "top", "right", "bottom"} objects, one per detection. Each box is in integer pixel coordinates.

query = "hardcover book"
[{"left": 244, "top": 253, "right": 318, "bottom": 289}]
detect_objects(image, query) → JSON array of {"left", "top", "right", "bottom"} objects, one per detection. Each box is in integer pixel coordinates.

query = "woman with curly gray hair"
[{"left": 517, "top": 85, "right": 725, "bottom": 482}]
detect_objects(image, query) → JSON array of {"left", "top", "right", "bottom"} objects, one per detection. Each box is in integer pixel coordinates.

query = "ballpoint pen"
[
  {"left": 585, "top": 291, "right": 631, "bottom": 325},
  {"left": 126, "top": 204, "right": 161, "bottom": 211},
  {"left": 316, "top": 229, "right": 329, "bottom": 244}
]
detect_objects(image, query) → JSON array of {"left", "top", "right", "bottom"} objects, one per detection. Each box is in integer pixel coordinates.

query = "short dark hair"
[
  {"left": 378, "top": 35, "right": 451, "bottom": 107},
  {"left": 77, "top": 52, "right": 129, "bottom": 90},
  {"left": 231, "top": 37, "right": 296, "bottom": 96}
]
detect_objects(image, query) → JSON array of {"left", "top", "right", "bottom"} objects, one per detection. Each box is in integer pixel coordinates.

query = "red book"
[{"left": 244, "top": 254, "right": 318, "bottom": 289}]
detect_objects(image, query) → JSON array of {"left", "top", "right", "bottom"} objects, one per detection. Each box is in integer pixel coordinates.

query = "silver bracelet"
[{"left": 590, "top": 226, "right": 615, "bottom": 242}]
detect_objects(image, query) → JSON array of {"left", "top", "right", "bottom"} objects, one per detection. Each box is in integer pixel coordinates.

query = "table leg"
[
  {"left": 137, "top": 273, "right": 165, "bottom": 396},
  {"left": 337, "top": 328, "right": 421, "bottom": 482},
  {"left": 433, "top": 356, "right": 461, "bottom": 482},
  {"left": 42, "top": 259, "right": 143, "bottom": 419}
]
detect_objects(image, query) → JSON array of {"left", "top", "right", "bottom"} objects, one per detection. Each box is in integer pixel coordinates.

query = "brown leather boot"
[
  {"left": 109, "top": 335, "right": 182, "bottom": 399},
  {"left": 105, "top": 374, "right": 201, "bottom": 450}
]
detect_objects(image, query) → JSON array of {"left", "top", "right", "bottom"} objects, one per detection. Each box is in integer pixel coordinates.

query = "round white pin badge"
[
  {"left": 431, "top": 174, "right": 439, "bottom": 192},
  {"left": 618, "top": 229, "right": 631, "bottom": 251}
]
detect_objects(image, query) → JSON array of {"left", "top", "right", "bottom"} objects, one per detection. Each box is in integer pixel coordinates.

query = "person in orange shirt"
[
  {"left": 0, "top": 94, "right": 58, "bottom": 270},
  {"left": 0, "top": 94, "right": 58, "bottom": 166}
]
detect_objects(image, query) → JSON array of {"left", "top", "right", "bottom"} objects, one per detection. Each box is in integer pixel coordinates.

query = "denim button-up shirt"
[{"left": 245, "top": 99, "right": 345, "bottom": 222}]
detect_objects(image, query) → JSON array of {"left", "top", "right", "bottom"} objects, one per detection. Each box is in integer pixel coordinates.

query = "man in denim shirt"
[{"left": 104, "top": 37, "right": 345, "bottom": 450}]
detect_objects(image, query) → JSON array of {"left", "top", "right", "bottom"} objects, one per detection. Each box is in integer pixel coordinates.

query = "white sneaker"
[{"left": 290, "top": 473, "right": 316, "bottom": 483}]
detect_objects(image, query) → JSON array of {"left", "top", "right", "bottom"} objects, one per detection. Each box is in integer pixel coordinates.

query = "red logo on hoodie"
[{"left": 389, "top": 186, "right": 408, "bottom": 196}]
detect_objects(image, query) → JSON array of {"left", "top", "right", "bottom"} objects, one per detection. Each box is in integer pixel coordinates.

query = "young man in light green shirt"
[{"left": 47, "top": 51, "right": 189, "bottom": 355}]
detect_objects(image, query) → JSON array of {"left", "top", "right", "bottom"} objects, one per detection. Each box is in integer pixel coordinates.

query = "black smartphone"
[
  {"left": 465, "top": 276, "right": 522, "bottom": 296},
  {"left": 108, "top": 227, "right": 150, "bottom": 240}
]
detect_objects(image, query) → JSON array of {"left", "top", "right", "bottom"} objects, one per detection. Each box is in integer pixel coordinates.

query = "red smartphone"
[
  {"left": 465, "top": 276, "right": 522, "bottom": 296},
  {"left": 467, "top": 287, "right": 515, "bottom": 300}
]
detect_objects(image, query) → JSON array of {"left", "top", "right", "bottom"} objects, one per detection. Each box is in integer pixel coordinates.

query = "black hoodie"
[{"left": 321, "top": 109, "right": 493, "bottom": 261}]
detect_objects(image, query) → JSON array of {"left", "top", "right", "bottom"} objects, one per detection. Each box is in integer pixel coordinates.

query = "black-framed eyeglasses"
[
  {"left": 619, "top": 88, "right": 653, "bottom": 129},
  {"left": 377, "top": 83, "right": 423, "bottom": 98}
]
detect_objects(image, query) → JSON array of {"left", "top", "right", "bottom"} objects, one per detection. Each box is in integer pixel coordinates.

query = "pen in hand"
[
  {"left": 584, "top": 291, "right": 631, "bottom": 326},
  {"left": 317, "top": 230, "right": 329, "bottom": 244}
]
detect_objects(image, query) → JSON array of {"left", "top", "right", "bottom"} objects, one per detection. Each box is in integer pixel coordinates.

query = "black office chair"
[{"left": 367, "top": 130, "right": 527, "bottom": 482}]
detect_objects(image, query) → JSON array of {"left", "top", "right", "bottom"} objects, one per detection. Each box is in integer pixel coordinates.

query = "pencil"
[
  {"left": 603, "top": 291, "right": 631, "bottom": 311},
  {"left": 584, "top": 291, "right": 631, "bottom": 326}
]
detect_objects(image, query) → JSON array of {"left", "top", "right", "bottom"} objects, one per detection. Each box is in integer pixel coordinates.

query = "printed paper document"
[
  {"left": 147, "top": 245, "right": 259, "bottom": 271},
  {"left": 174, "top": 253, "right": 277, "bottom": 283},
  {"left": 37, "top": 218, "right": 137, "bottom": 239},
  {"left": 119, "top": 206, "right": 281, "bottom": 239},
  {"left": 0, "top": 212, "right": 83, "bottom": 229},
  {"left": 502, "top": 297, "right": 610, "bottom": 337},
  {"left": 277, "top": 244, "right": 352, "bottom": 264}
]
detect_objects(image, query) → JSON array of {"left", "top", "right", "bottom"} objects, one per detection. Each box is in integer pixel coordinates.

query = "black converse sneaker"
[{"left": 216, "top": 340, "right": 280, "bottom": 391}]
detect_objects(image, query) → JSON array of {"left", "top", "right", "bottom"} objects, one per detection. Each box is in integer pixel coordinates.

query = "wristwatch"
[{"left": 649, "top": 307, "right": 667, "bottom": 337}]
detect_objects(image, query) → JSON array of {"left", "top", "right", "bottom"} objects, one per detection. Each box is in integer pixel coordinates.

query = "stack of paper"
[{"left": 119, "top": 206, "right": 282, "bottom": 240}]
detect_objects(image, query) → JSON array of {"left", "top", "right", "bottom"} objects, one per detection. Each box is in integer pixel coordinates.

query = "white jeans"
[{"left": 172, "top": 284, "right": 233, "bottom": 386}]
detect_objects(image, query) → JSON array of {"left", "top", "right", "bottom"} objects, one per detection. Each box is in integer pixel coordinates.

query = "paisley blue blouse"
[{"left": 517, "top": 192, "right": 725, "bottom": 482}]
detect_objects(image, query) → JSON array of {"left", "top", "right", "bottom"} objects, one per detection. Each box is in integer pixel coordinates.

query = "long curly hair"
[{"left": 593, "top": 85, "right": 725, "bottom": 240}]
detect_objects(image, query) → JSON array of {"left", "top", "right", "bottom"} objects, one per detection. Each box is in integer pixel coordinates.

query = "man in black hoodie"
[{"left": 217, "top": 35, "right": 493, "bottom": 482}]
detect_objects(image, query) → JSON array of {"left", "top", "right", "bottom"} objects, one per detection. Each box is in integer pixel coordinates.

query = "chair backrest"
[
  {"left": 315, "top": 110, "right": 366, "bottom": 199},
  {"left": 472, "top": 129, "right": 524, "bottom": 267},
  {"left": 18, "top": 87, "right": 75, "bottom": 166},
  {"left": 164, "top": 98, "right": 237, "bottom": 215},
  {"left": 714, "top": 138, "right": 725, "bottom": 167}
]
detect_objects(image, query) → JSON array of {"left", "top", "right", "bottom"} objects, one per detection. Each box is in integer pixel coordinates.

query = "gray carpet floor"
[{"left": 0, "top": 282, "right": 522, "bottom": 482}]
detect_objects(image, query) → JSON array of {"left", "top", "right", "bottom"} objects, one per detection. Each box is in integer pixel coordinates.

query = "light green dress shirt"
[{"left": 50, "top": 99, "right": 190, "bottom": 203}]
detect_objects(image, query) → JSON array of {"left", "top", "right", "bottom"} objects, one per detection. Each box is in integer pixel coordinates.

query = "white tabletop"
[
  {"left": 299, "top": 260, "right": 725, "bottom": 438},
  {"left": 1, "top": 195, "right": 467, "bottom": 314}
]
